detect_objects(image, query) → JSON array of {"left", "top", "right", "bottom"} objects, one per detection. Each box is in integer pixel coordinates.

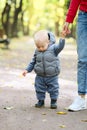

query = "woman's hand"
[{"left": 62, "top": 22, "right": 71, "bottom": 36}]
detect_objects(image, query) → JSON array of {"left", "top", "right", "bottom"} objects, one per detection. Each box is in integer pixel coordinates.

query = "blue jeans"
[
  {"left": 77, "top": 10, "right": 87, "bottom": 94},
  {"left": 35, "top": 75, "right": 59, "bottom": 100}
]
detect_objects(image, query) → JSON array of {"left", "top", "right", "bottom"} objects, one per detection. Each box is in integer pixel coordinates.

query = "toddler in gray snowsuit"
[{"left": 22, "top": 30, "right": 65, "bottom": 109}]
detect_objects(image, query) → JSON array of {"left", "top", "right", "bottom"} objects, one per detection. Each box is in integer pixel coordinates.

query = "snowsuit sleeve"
[
  {"left": 54, "top": 39, "right": 65, "bottom": 56},
  {"left": 26, "top": 52, "right": 36, "bottom": 72}
]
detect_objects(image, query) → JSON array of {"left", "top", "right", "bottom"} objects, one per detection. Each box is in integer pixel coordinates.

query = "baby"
[{"left": 22, "top": 30, "right": 65, "bottom": 109}]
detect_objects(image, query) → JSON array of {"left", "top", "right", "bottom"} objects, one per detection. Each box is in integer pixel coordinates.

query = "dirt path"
[{"left": 0, "top": 37, "right": 87, "bottom": 130}]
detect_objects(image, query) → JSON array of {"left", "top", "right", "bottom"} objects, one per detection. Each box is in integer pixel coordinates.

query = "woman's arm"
[
  {"left": 66, "top": 0, "right": 81, "bottom": 23},
  {"left": 62, "top": 0, "right": 81, "bottom": 36}
]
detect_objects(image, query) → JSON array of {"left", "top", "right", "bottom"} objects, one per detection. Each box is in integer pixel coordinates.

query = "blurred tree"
[
  {"left": 65, "top": 0, "right": 70, "bottom": 9},
  {"left": 11, "top": 0, "right": 23, "bottom": 37},
  {"left": 1, "top": 0, "right": 23, "bottom": 37},
  {"left": 45, "top": 0, "right": 65, "bottom": 36},
  {"left": 0, "top": 0, "right": 76, "bottom": 38},
  {"left": 1, "top": 0, "right": 11, "bottom": 36}
]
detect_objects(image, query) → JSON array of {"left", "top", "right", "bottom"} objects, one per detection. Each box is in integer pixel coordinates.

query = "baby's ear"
[{"left": 48, "top": 33, "right": 50, "bottom": 40}]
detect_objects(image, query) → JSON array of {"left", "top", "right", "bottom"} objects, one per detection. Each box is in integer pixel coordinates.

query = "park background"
[
  {"left": 0, "top": 0, "right": 76, "bottom": 38},
  {"left": 0, "top": 0, "right": 77, "bottom": 77},
  {"left": 1, "top": 1, "right": 87, "bottom": 130}
]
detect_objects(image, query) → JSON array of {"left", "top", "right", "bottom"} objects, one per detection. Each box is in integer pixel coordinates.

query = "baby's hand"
[{"left": 22, "top": 70, "right": 28, "bottom": 77}]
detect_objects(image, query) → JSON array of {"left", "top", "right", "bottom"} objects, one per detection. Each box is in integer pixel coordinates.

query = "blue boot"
[
  {"left": 50, "top": 99, "right": 57, "bottom": 109},
  {"left": 35, "top": 100, "right": 44, "bottom": 108}
]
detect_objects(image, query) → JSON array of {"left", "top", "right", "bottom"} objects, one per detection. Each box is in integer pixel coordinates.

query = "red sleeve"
[{"left": 66, "top": 0, "right": 81, "bottom": 23}]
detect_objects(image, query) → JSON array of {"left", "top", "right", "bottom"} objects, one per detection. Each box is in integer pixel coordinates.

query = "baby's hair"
[{"left": 34, "top": 30, "right": 49, "bottom": 43}]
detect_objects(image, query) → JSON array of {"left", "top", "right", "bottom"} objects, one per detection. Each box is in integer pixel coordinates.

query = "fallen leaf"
[
  {"left": 59, "top": 125, "right": 66, "bottom": 128},
  {"left": 42, "top": 113, "right": 46, "bottom": 115},
  {"left": 81, "top": 120, "right": 87, "bottom": 122},
  {"left": 56, "top": 111, "right": 67, "bottom": 115},
  {"left": 4, "top": 106, "right": 14, "bottom": 110}
]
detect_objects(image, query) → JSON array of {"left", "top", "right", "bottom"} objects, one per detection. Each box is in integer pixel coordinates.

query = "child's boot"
[
  {"left": 50, "top": 99, "right": 57, "bottom": 109},
  {"left": 35, "top": 100, "right": 44, "bottom": 108}
]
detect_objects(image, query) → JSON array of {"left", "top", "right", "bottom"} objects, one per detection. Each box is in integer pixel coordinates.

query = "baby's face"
[
  {"left": 34, "top": 30, "right": 50, "bottom": 52},
  {"left": 35, "top": 41, "right": 49, "bottom": 52}
]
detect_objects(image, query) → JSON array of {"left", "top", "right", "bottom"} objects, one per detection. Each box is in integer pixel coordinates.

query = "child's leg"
[
  {"left": 34, "top": 76, "right": 46, "bottom": 107},
  {"left": 46, "top": 76, "right": 59, "bottom": 109}
]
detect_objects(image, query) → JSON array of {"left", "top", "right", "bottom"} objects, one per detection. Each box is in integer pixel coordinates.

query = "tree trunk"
[
  {"left": 11, "top": 0, "right": 23, "bottom": 37},
  {"left": 55, "top": 22, "right": 59, "bottom": 36},
  {"left": 1, "top": 2, "right": 11, "bottom": 37}
]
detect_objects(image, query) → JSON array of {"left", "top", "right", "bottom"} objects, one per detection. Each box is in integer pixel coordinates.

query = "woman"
[{"left": 62, "top": 0, "right": 87, "bottom": 111}]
